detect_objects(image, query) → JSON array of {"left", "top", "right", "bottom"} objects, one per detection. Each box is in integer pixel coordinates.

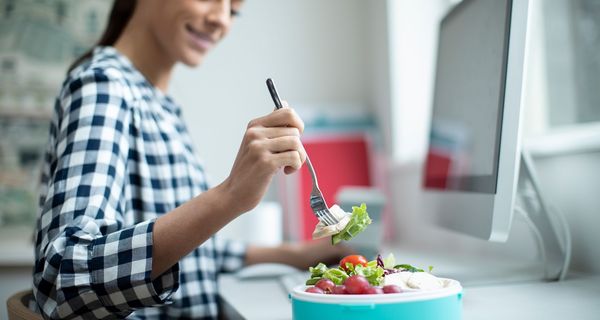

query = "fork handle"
[
  {"left": 267, "top": 78, "right": 284, "bottom": 110},
  {"left": 305, "top": 155, "right": 321, "bottom": 190},
  {"left": 266, "top": 79, "right": 321, "bottom": 192}
]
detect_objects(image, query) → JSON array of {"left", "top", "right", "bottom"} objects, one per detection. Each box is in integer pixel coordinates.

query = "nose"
[{"left": 206, "top": 0, "right": 231, "bottom": 30}]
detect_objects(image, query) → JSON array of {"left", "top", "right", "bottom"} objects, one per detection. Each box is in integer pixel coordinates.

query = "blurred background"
[{"left": 1, "top": 0, "right": 599, "bottom": 318}]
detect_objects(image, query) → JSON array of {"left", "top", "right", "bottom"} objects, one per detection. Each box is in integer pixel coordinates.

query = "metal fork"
[
  {"left": 304, "top": 156, "right": 342, "bottom": 226},
  {"left": 266, "top": 78, "right": 342, "bottom": 226}
]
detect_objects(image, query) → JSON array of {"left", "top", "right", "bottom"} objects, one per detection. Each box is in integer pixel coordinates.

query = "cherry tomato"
[{"left": 339, "top": 255, "right": 368, "bottom": 272}]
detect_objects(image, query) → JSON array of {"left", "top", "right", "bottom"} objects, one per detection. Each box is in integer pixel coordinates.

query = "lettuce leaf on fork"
[{"left": 331, "top": 203, "right": 372, "bottom": 245}]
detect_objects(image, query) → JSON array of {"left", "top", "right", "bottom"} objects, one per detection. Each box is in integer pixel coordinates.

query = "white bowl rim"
[{"left": 290, "top": 278, "right": 462, "bottom": 304}]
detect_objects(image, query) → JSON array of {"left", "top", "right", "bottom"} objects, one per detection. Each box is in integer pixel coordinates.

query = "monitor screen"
[
  {"left": 421, "top": 0, "right": 529, "bottom": 241},
  {"left": 424, "top": 0, "right": 512, "bottom": 194}
]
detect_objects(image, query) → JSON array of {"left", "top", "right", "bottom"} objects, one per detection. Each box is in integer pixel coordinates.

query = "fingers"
[
  {"left": 249, "top": 107, "right": 304, "bottom": 133},
  {"left": 241, "top": 127, "right": 306, "bottom": 175},
  {"left": 241, "top": 103, "right": 306, "bottom": 175},
  {"left": 266, "top": 135, "right": 307, "bottom": 164},
  {"left": 246, "top": 126, "right": 301, "bottom": 139},
  {"left": 266, "top": 136, "right": 301, "bottom": 152},
  {"left": 272, "top": 151, "right": 304, "bottom": 174},
  {"left": 250, "top": 135, "right": 307, "bottom": 174}
]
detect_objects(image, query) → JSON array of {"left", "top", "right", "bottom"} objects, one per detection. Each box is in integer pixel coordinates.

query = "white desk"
[
  {"left": 462, "top": 275, "right": 600, "bottom": 319},
  {"left": 219, "top": 274, "right": 600, "bottom": 319}
]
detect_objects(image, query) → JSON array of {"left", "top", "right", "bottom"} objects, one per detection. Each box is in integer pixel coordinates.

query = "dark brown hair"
[{"left": 67, "top": 0, "right": 137, "bottom": 73}]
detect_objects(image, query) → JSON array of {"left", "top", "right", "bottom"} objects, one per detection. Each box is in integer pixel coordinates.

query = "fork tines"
[
  {"left": 317, "top": 209, "right": 337, "bottom": 225},
  {"left": 310, "top": 195, "right": 338, "bottom": 226}
]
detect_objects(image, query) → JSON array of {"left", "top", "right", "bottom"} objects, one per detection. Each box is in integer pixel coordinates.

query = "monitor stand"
[{"left": 516, "top": 149, "right": 571, "bottom": 281}]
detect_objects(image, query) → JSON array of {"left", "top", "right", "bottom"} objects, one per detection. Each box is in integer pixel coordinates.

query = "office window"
[{"left": 543, "top": 0, "right": 600, "bottom": 127}]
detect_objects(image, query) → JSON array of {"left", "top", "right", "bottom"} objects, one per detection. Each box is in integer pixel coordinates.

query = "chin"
[
  {"left": 176, "top": 48, "right": 207, "bottom": 67},
  {"left": 180, "top": 54, "right": 204, "bottom": 67}
]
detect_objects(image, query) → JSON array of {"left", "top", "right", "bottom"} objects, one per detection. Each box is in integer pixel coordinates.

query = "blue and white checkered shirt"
[{"left": 33, "top": 46, "right": 247, "bottom": 319}]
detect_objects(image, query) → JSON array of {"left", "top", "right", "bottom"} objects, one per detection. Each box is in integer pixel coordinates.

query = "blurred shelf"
[{"left": 0, "top": 109, "right": 52, "bottom": 121}]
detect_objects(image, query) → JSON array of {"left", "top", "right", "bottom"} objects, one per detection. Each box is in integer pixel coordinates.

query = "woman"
[{"left": 33, "top": 0, "right": 352, "bottom": 318}]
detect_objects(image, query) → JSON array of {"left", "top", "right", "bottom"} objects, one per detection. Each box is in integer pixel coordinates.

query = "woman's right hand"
[
  {"left": 221, "top": 106, "right": 307, "bottom": 214},
  {"left": 152, "top": 106, "right": 305, "bottom": 278}
]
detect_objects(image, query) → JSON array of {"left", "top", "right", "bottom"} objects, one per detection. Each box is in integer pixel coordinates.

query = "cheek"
[
  {"left": 155, "top": 20, "right": 183, "bottom": 45},
  {"left": 152, "top": 21, "right": 189, "bottom": 58}
]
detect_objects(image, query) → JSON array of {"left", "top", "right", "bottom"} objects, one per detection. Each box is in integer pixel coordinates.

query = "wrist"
[
  {"left": 206, "top": 181, "right": 244, "bottom": 219},
  {"left": 216, "top": 177, "right": 263, "bottom": 215}
]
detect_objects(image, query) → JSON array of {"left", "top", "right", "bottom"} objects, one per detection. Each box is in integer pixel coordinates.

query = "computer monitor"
[{"left": 423, "top": 0, "right": 530, "bottom": 242}]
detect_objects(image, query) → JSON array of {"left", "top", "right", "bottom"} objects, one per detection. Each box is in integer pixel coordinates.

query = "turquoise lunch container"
[{"left": 289, "top": 279, "right": 463, "bottom": 320}]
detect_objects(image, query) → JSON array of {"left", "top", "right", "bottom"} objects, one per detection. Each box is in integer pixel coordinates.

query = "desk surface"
[{"left": 219, "top": 273, "right": 600, "bottom": 320}]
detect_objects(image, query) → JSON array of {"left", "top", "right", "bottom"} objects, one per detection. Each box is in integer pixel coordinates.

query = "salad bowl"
[{"left": 289, "top": 279, "right": 462, "bottom": 320}]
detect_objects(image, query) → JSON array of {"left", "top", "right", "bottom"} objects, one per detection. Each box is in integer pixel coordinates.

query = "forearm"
[
  {"left": 153, "top": 108, "right": 309, "bottom": 278},
  {"left": 151, "top": 182, "right": 240, "bottom": 279},
  {"left": 245, "top": 244, "right": 306, "bottom": 269},
  {"left": 245, "top": 240, "right": 354, "bottom": 270}
]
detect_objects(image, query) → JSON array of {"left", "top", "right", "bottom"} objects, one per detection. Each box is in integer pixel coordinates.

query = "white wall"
[
  {"left": 386, "top": 0, "right": 451, "bottom": 164},
  {"left": 366, "top": 0, "right": 393, "bottom": 157}
]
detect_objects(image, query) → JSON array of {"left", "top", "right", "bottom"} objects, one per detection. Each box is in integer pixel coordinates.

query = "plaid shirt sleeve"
[
  {"left": 213, "top": 235, "right": 248, "bottom": 273},
  {"left": 33, "top": 69, "right": 179, "bottom": 319}
]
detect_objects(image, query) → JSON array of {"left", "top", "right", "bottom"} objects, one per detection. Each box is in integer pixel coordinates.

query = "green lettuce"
[
  {"left": 305, "top": 263, "right": 350, "bottom": 285},
  {"left": 344, "top": 260, "right": 385, "bottom": 286},
  {"left": 331, "top": 203, "right": 372, "bottom": 245},
  {"left": 308, "top": 262, "right": 328, "bottom": 277},
  {"left": 305, "top": 260, "right": 383, "bottom": 286},
  {"left": 394, "top": 264, "right": 425, "bottom": 272},
  {"left": 323, "top": 268, "right": 349, "bottom": 285},
  {"left": 383, "top": 253, "right": 396, "bottom": 269}
]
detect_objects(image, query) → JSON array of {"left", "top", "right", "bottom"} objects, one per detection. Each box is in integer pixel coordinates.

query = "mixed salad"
[
  {"left": 312, "top": 203, "right": 372, "bottom": 245},
  {"left": 304, "top": 254, "right": 444, "bottom": 295}
]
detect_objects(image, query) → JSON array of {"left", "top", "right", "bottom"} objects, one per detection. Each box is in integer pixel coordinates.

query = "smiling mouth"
[{"left": 185, "top": 24, "right": 215, "bottom": 51}]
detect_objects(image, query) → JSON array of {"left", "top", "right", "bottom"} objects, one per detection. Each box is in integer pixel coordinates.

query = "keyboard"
[{"left": 278, "top": 271, "right": 310, "bottom": 294}]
